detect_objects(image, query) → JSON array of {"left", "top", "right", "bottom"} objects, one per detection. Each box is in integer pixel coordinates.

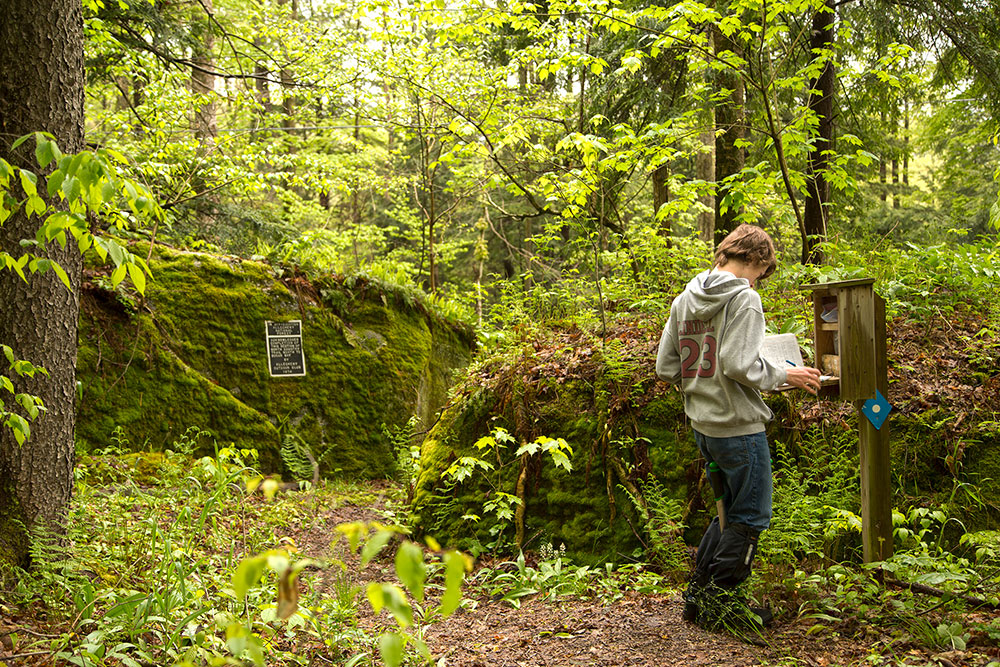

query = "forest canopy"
[{"left": 77, "top": 0, "right": 999, "bottom": 296}]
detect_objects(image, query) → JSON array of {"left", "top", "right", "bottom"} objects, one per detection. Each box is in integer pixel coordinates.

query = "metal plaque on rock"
[{"left": 265, "top": 320, "right": 306, "bottom": 377}]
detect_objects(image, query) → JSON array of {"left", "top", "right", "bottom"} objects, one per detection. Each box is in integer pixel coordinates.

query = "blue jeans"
[{"left": 694, "top": 430, "right": 772, "bottom": 531}]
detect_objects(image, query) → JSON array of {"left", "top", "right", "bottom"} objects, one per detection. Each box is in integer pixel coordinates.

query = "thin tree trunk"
[
  {"left": 653, "top": 163, "right": 671, "bottom": 237},
  {"left": 803, "top": 0, "right": 835, "bottom": 265},
  {"left": 191, "top": 0, "right": 217, "bottom": 144},
  {"left": 903, "top": 100, "right": 909, "bottom": 189},
  {"left": 0, "top": 0, "right": 85, "bottom": 569},
  {"left": 254, "top": 37, "right": 272, "bottom": 112},
  {"left": 892, "top": 157, "right": 899, "bottom": 210},
  {"left": 697, "top": 25, "right": 715, "bottom": 244},
  {"left": 279, "top": 0, "right": 298, "bottom": 131},
  {"left": 713, "top": 24, "right": 745, "bottom": 248}
]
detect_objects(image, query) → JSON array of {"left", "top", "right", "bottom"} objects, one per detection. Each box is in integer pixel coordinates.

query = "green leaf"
[
  {"left": 378, "top": 632, "right": 404, "bottom": 667},
  {"left": 11, "top": 134, "right": 32, "bottom": 151},
  {"left": 61, "top": 175, "right": 81, "bottom": 201},
  {"left": 7, "top": 413, "right": 29, "bottom": 445},
  {"left": 47, "top": 170, "right": 65, "bottom": 198},
  {"left": 127, "top": 262, "right": 146, "bottom": 294},
  {"left": 19, "top": 170, "right": 37, "bottom": 197},
  {"left": 26, "top": 196, "right": 46, "bottom": 217},
  {"left": 16, "top": 393, "right": 39, "bottom": 419},
  {"left": 394, "top": 541, "right": 426, "bottom": 603},
  {"left": 368, "top": 583, "right": 412, "bottom": 627},
  {"left": 439, "top": 551, "right": 466, "bottom": 616},
  {"left": 92, "top": 237, "right": 108, "bottom": 262},
  {"left": 106, "top": 239, "right": 125, "bottom": 266},
  {"left": 232, "top": 555, "right": 268, "bottom": 600},
  {"left": 336, "top": 521, "right": 368, "bottom": 552},
  {"left": 110, "top": 264, "right": 127, "bottom": 287},
  {"left": 515, "top": 441, "right": 540, "bottom": 457},
  {"left": 361, "top": 529, "right": 394, "bottom": 566},
  {"left": 13, "top": 254, "right": 28, "bottom": 281},
  {"left": 104, "top": 147, "right": 127, "bottom": 164},
  {"left": 51, "top": 261, "right": 71, "bottom": 291},
  {"left": 35, "top": 139, "right": 56, "bottom": 169}
]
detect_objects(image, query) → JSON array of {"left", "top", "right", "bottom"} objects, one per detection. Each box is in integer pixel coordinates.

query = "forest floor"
[
  {"left": 293, "top": 484, "right": 1000, "bottom": 667},
  {"left": 1, "top": 477, "right": 998, "bottom": 667}
]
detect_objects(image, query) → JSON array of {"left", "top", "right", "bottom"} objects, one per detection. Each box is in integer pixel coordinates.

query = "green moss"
[
  {"left": 77, "top": 452, "right": 185, "bottom": 486},
  {"left": 409, "top": 371, "right": 696, "bottom": 562},
  {"left": 962, "top": 422, "right": 1000, "bottom": 518},
  {"left": 77, "top": 243, "right": 473, "bottom": 479}
]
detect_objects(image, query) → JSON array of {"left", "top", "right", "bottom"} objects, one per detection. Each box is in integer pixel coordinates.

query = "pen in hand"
[{"left": 784, "top": 359, "right": 821, "bottom": 393}]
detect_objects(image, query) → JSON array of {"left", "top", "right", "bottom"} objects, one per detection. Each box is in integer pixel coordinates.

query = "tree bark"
[
  {"left": 191, "top": 0, "right": 218, "bottom": 143},
  {"left": 803, "top": 0, "right": 836, "bottom": 265},
  {"left": 713, "top": 25, "right": 745, "bottom": 248},
  {"left": 697, "top": 25, "right": 716, "bottom": 245},
  {"left": 0, "top": 0, "right": 85, "bottom": 569},
  {"left": 279, "top": 0, "right": 299, "bottom": 131},
  {"left": 653, "top": 163, "right": 670, "bottom": 237}
]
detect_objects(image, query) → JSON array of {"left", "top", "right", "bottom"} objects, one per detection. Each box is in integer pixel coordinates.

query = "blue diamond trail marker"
[{"left": 862, "top": 389, "right": 892, "bottom": 430}]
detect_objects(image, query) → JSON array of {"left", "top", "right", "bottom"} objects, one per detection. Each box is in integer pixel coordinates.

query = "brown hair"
[{"left": 714, "top": 224, "right": 777, "bottom": 280}]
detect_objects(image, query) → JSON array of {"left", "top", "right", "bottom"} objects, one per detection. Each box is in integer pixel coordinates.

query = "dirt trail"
[{"left": 294, "top": 493, "right": 885, "bottom": 667}]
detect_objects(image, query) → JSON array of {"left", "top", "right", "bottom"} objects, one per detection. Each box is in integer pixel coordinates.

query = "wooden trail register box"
[{"left": 801, "top": 279, "right": 892, "bottom": 563}]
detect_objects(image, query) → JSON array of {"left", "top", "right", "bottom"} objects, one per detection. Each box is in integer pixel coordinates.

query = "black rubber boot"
[
  {"left": 706, "top": 522, "right": 759, "bottom": 588},
  {"left": 682, "top": 517, "right": 722, "bottom": 623},
  {"left": 697, "top": 523, "right": 774, "bottom": 632}
]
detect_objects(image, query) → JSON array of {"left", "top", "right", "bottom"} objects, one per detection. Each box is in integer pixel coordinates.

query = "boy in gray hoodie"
[{"left": 655, "top": 224, "right": 820, "bottom": 629}]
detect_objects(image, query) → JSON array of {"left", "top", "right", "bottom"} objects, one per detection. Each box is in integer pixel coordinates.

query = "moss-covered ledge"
[
  {"left": 409, "top": 324, "right": 705, "bottom": 563},
  {"left": 76, "top": 242, "right": 475, "bottom": 478}
]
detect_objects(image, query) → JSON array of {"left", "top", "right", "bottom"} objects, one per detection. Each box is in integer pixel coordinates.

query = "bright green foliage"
[
  {"left": 0, "top": 133, "right": 159, "bottom": 446},
  {"left": 3, "top": 441, "right": 478, "bottom": 667},
  {"left": 333, "top": 524, "right": 471, "bottom": 667},
  {"left": 75, "top": 242, "right": 474, "bottom": 476}
]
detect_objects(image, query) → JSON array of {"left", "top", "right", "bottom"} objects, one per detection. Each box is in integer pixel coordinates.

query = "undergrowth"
[
  {"left": 2, "top": 419, "right": 999, "bottom": 666},
  {"left": 0, "top": 429, "right": 464, "bottom": 667}
]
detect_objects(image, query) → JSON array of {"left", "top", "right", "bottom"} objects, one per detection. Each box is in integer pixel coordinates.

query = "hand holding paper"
[
  {"left": 785, "top": 363, "right": 822, "bottom": 394},
  {"left": 761, "top": 334, "right": 822, "bottom": 393}
]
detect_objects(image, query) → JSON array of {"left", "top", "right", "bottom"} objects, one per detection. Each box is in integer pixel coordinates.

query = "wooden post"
[
  {"left": 803, "top": 280, "right": 892, "bottom": 563},
  {"left": 858, "top": 293, "right": 892, "bottom": 562}
]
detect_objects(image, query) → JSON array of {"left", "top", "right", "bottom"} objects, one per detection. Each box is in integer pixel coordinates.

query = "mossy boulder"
[
  {"left": 76, "top": 242, "right": 474, "bottom": 478},
  {"left": 410, "top": 324, "right": 720, "bottom": 564}
]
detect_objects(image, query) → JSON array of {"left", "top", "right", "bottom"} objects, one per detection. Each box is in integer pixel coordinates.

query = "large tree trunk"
[
  {"left": 803, "top": 0, "right": 835, "bottom": 264},
  {"left": 0, "top": 0, "right": 85, "bottom": 569},
  {"left": 713, "top": 25, "right": 745, "bottom": 248}
]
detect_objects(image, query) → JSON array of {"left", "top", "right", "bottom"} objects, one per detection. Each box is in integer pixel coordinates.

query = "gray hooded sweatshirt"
[{"left": 655, "top": 268, "right": 787, "bottom": 438}]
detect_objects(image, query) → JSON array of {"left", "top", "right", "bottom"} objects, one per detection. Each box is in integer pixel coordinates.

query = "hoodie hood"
[{"left": 683, "top": 269, "right": 751, "bottom": 320}]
